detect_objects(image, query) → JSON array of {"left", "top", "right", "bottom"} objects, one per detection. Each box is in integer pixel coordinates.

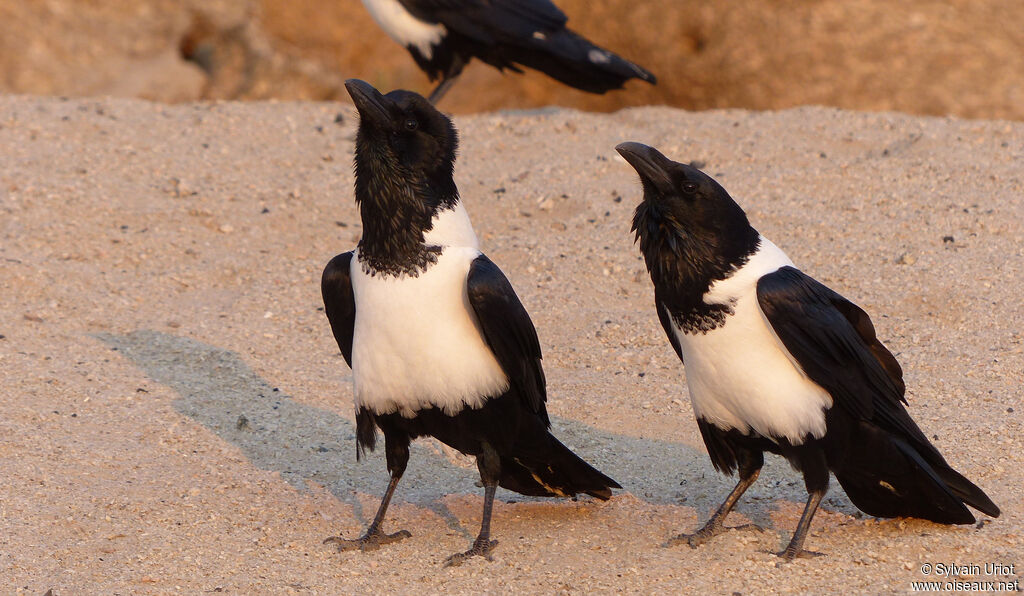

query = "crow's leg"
[
  {"left": 428, "top": 55, "right": 468, "bottom": 104},
  {"left": 776, "top": 488, "right": 827, "bottom": 561},
  {"left": 666, "top": 449, "right": 764, "bottom": 548},
  {"left": 325, "top": 433, "right": 412, "bottom": 551},
  {"left": 777, "top": 452, "right": 829, "bottom": 561},
  {"left": 444, "top": 442, "right": 501, "bottom": 566},
  {"left": 428, "top": 76, "right": 458, "bottom": 104}
]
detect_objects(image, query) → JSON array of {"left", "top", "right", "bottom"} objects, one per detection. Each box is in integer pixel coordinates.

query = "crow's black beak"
[
  {"left": 345, "top": 79, "right": 396, "bottom": 130},
  {"left": 616, "top": 142, "right": 674, "bottom": 195}
]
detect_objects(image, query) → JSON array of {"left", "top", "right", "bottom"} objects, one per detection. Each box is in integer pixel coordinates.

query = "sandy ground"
[{"left": 0, "top": 96, "right": 1021, "bottom": 594}]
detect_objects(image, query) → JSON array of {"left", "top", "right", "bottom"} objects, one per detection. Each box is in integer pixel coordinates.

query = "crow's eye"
[
  {"left": 682, "top": 182, "right": 698, "bottom": 194},
  {"left": 404, "top": 118, "right": 418, "bottom": 131}
]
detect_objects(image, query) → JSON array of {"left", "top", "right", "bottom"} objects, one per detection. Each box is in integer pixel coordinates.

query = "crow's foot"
[
  {"left": 443, "top": 538, "right": 498, "bottom": 567},
  {"left": 664, "top": 522, "right": 763, "bottom": 549},
  {"left": 324, "top": 527, "right": 411, "bottom": 552}
]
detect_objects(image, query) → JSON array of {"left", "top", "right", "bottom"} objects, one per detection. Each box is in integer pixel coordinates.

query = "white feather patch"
[
  {"left": 674, "top": 236, "right": 833, "bottom": 444},
  {"left": 424, "top": 201, "right": 479, "bottom": 249},
  {"left": 361, "top": 0, "right": 446, "bottom": 60},
  {"left": 587, "top": 49, "right": 611, "bottom": 64},
  {"left": 350, "top": 202, "right": 508, "bottom": 417}
]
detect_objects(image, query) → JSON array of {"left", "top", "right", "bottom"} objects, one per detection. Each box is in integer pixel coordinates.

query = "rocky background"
[{"left": 1, "top": 0, "right": 1022, "bottom": 118}]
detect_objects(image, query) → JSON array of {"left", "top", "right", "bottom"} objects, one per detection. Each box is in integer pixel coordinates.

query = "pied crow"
[
  {"left": 616, "top": 141, "right": 999, "bottom": 560},
  {"left": 319, "top": 79, "right": 620, "bottom": 565},
  {"left": 359, "top": 0, "right": 656, "bottom": 103}
]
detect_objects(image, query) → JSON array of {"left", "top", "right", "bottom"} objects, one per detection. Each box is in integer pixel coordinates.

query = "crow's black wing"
[
  {"left": 400, "top": 0, "right": 568, "bottom": 44},
  {"left": 756, "top": 266, "right": 936, "bottom": 453},
  {"left": 321, "top": 252, "right": 356, "bottom": 368},
  {"left": 399, "top": 0, "right": 655, "bottom": 92},
  {"left": 466, "top": 254, "right": 548, "bottom": 424},
  {"left": 759, "top": 266, "right": 1000, "bottom": 520},
  {"left": 655, "top": 299, "right": 684, "bottom": 363}
]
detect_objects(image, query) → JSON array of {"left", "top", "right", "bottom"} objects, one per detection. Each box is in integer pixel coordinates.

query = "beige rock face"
[{"left": 1, "top": 0, "right": 1023, "bottom": 119}]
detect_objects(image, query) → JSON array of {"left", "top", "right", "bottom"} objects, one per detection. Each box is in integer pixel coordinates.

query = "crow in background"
[{"left": 359, "top": 0, "right": 656, "bottom": 103}]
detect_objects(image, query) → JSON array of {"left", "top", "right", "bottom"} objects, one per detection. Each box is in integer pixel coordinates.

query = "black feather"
[
  {"left": 467, "top": 254, "right": 548, "bottom": 422},
  {"left": 758, "top": 267, "right": 1000, "bottom": 522},
  {"left": 384, "top": 0, "right": 655, "bottom": 100},
  {"left": 321, "top": 251, "right": 356, "bottom": 367}
]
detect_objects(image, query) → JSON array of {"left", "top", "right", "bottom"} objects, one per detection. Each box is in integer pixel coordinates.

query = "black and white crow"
[
  {"left": 615, "top": 142, "right": 1000, "bottom": 560},
  {"left": 359, "top": 0, "right": 656, "bottom": 103},
  {"left": 320, "top": 79, "right": 620, "bottom": 565}
]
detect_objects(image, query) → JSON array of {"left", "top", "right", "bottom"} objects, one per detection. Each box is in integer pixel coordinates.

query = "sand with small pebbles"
[{"left": 1, "top": 95, "right": 1021, "bottom": 594}]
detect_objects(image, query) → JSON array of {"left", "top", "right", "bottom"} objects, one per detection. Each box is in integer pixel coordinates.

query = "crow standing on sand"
[
  {"left": 320, "top": 79, "right": 619, "bottom": 565},
  {"left": 615, "top": 142, "right": 999, "bottom": 560},
  {"left": 359, "top": 0, "right": 656, "bottom": 103}
]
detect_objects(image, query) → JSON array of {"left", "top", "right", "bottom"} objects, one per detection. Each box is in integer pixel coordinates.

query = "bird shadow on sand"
[{"left": 95, "top": 330, "right": 855, "bottom": 539}]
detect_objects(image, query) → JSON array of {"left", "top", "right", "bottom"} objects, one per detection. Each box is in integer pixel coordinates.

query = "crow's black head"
[
  {"left": 616, "top": 142, "right": 759, "bottom": 291},
  {"left": 347, "top": 79, "right": 458, "bottom": 194},
  {"left": 345, "top": 79, "right": 461, "bottom": 276}
]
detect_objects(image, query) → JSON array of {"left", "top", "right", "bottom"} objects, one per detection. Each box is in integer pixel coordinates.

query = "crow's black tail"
[
  {"left": 833, "top": 424, "right": 999, "bottom": 524},
  {"left": 499, "top": 28, "right": 655, "bottom": 94},
  {"left": 498, "top": 434, "right": 620, "bottom": 500}
]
